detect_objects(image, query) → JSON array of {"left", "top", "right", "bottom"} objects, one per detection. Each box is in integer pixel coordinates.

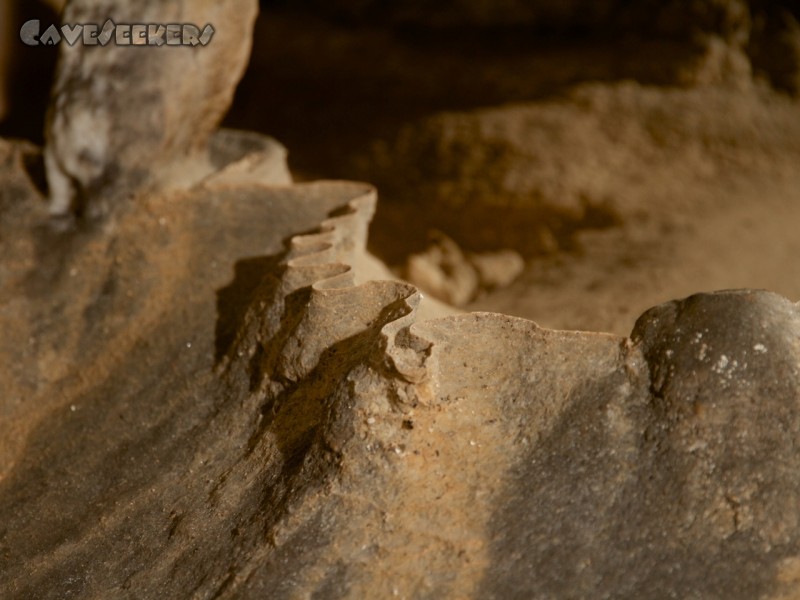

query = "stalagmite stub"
[{"left": 43, "top": 0, "right": 259, "bottom": 219}]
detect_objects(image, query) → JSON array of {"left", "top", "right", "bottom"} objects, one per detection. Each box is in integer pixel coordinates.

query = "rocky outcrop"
[
  {"left": 404, "top": 232, "right": 525, "bottom": 306},
  {"left": 44, "top": 0, "right": 259, "bottom": 219},
  {"left": 2, "top": 0, "right": 800, "bottom": 597},
  {"left": 3, "top": 129, "right": 800, "bottom": 596}
]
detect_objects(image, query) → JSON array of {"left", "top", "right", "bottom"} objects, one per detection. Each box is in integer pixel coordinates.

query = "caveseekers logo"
[{"left": 20, "top": 19, "right": 215, "bottom": 47}]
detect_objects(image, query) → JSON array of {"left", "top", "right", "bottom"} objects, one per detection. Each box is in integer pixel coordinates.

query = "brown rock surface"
[
  {"left": 2, "top": 1, "right": 800, "bottom": 598},
  {"left": 44, "top": 0, "right": 259, "bottom": 219},
  {"left": 3, "top": 136, "right": 800, "bottom": 596},
  {"left": 404, "top": 233, "right": 525, "bottom": 306}
]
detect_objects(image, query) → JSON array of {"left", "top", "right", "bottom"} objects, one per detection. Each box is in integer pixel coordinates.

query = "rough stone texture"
[
  {"left": 44, "top": 0, "right": 259, "bottom": 219},
  {"left": 405, "top": 233, "right": 480, "bottom": 306},
  {"left": 467, "top": 248, "right": 525, "bottom": 290},
  {"left": 404, "top": 233, "right": 525, "bottom": 306},
  {"left": 3, "top": 1, "right": 800, "bottom": 597},
  {"left": 2, "top": 135, "right": 800, "bottom": 596}
]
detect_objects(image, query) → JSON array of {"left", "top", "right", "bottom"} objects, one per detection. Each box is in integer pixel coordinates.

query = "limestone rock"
[
  {"left": 3, "top": 130, "right": 800, "bottom": 596},
  {"left": 207, "top": 128, "right": 292, "bottom": 187},
  {"left": 469, "top": 248, "right": 525, "bottom": 289},
  {"left": 44, "top": 0, "right": 259, "bottom": 219},
  {"left": 405, "top": 232, "right": 480, "bottom": 306},
  {"left": 3, "top": 2, "right": 800, "bottom": 596},
  {"left": 405, "top": 233, "right": 525, "bottom": 305}
]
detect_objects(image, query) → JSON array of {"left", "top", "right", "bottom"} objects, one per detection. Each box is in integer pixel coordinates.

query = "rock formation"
[
  {"left": 4, "top": 131, "right": 800, "bottom": 597},
  {"left": 1, "top": 0, "right": 800, "bottom": 598},
  {"left": 44, "top": 0, "right": 259, "bottom": 219}
]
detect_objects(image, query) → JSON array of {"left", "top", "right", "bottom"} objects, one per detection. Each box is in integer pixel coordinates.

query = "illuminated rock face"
[
  {"left": 2, "top": 1, "right": 800, "bottom": 598},
  {"left": 43, "top": 0, "right": 259, "bottom": 219},
  {"left": 3, "top": 133, "right": 800, "bottom": 598}
]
